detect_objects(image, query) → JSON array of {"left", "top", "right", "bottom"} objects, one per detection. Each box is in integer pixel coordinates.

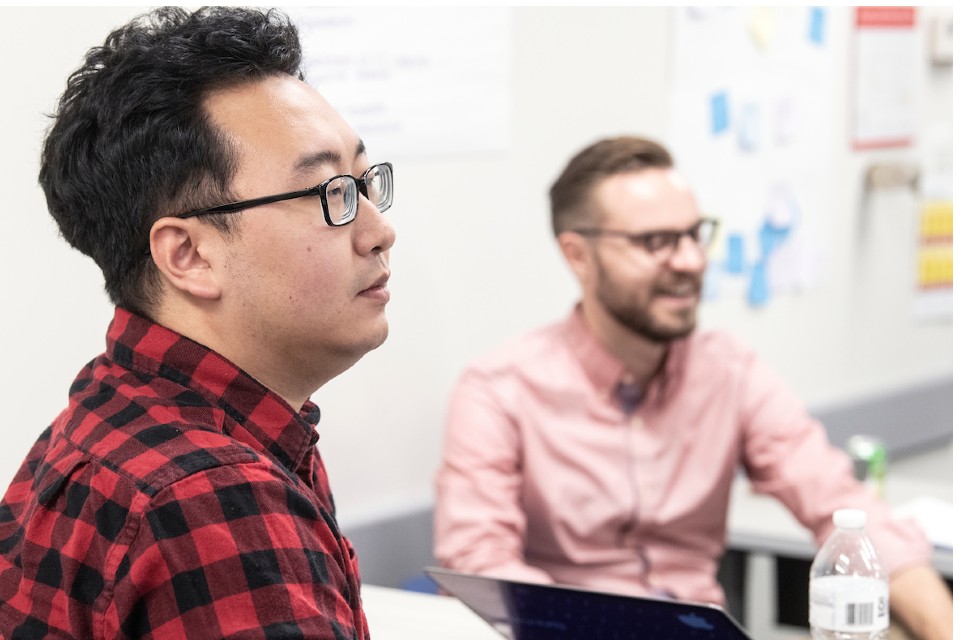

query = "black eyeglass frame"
[
  {"left": 572, "top": 217, "right": 720, "bottom": 256},
  {"left": 172, "top": 161, "right": 393, "bottom": 226}
]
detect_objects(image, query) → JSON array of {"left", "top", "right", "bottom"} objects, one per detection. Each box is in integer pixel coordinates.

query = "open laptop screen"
[{"left": 425, "top": 567, "right": 754, "bottom": 640}]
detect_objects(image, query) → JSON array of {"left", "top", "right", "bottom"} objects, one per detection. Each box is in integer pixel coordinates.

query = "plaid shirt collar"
[{"left": 106, "top": 307, "right": 320, "bottom": 474}]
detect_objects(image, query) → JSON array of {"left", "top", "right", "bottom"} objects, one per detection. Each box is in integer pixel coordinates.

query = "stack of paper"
[{"left": 893, "top": 496, "right": 954, "bottom": 550}]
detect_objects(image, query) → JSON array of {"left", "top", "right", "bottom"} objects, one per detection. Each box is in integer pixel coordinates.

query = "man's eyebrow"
[
  {"left": 292, "top": 140, "right": 368, "bottom": 180},
  {"left": 294, "top": 150, "right": 342, "bottom": 176}
]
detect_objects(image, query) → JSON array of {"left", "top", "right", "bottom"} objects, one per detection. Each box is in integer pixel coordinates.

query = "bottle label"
[{"left": 810, "top": 576, "right": 889, "bottom": 632}]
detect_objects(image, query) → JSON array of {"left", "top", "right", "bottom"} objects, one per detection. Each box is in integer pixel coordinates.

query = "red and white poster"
[{"left": 851, "top": 7, "right": 919, "bottom": 150}]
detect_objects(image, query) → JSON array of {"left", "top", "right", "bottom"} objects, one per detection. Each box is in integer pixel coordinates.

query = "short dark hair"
[
  {"left": 39, "top": 6, "right": 304, "bottom": 316},
  {"left": 549, "top": 136, "right": 674, "bottom": 236}
]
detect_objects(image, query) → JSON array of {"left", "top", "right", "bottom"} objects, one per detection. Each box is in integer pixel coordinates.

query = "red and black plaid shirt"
[{"left": 0, "top": 308, "right": 369, "bottom": 639}]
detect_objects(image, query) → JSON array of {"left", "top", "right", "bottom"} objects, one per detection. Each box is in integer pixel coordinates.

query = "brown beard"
[{"left": 594, "top": 257, "right": 701, "bottom": 343}]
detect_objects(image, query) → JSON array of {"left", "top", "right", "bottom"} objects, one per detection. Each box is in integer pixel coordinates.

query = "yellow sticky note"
[
  {"left": 748, "top": 7, "right": 774, "bottom": 50},
  {"left": 920, "top": 201, "right": 953, "bottom": 240}
]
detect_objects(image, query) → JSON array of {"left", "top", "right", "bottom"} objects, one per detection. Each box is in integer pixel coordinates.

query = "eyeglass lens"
[
  {"left": 324, "top": 163, "right": 393, "bottom": 226},
  {"left": 362, "top": 164, "right": 393, "bottom": 213},
  {"left": 325, "top": 177, "right": 359, "bottom": 225},
  {"left": 645, "top": 219, "right": 716, "bottom": 254},
  {"left": 691, "top": 219, "right": 717, "bottom": 250}
]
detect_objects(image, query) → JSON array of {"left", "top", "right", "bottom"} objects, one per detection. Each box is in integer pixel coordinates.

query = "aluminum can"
[{"left": 846, "top": 435, "right": 887, "bottom": 499}]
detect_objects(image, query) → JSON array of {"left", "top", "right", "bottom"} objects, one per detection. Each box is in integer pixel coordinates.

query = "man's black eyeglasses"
[
  {"left": 174, "top": 162, "right": 393, "bottom": 226},
  {"left": 572, "top": 218, "right": 719, "bottom": 258}
]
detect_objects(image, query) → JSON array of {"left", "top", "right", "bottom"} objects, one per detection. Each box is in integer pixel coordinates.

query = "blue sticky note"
[
  {"left": 748, "top": 262, "right": 769, "bottom": 307},
  {"left": 758, "top": 220, "right": 790, "bottom": 260},
  {"left": 809, "top": 7, "right": 826, "bottom": 45},
  {"left": 737, "top": 103, "right": 761, "bottom": 152},
  {"left": 702, "top": 260, "right": 721, "bottom": 302},
  {"left": 725, "top": 233, "right": 745, "bottom": 274},
  {"left": 710, "top": 92, "right": 730, "bottom": 135}
]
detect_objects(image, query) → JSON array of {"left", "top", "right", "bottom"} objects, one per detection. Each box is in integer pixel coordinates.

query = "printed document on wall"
[{"left": 851, "top": 7, "right": 920, "bottom": 149}]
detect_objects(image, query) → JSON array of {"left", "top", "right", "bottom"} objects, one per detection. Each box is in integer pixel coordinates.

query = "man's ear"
[
  {"left": 148, "top": 217, "right": 223, "bottom": 300},
  {"left": 557, "top": 231, "right": 592, "bottom": 284}
]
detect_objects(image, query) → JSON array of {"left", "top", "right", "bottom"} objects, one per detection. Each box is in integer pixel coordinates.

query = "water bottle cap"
[{"left": 833, "top": 508, "right": 867, "bottom": 528}]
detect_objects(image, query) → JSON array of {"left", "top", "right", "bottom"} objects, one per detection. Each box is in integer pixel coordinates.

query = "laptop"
[{"left": 424, "top": 567, "right": 754, "bottom": 640}]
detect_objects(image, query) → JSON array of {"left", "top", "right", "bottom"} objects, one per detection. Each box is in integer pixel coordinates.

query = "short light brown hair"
[{"left": 549, "top": 136, "right": 673, "bottom": 236}]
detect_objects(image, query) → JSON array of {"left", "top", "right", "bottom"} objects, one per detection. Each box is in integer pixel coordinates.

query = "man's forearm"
[{"left": 889, "top": 564, "right": 953, "bottom": 640}]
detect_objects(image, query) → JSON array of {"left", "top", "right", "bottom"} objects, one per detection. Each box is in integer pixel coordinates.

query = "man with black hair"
[{"left": 0, "top": 7, "right": 394, "bottom": 638}]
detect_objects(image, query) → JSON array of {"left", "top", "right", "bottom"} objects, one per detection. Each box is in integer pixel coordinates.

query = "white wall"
[{"left": 0, "top": 7, "right": 951, "bottom": 526}]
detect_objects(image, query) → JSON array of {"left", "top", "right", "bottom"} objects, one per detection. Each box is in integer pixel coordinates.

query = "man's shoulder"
[
  {"left": 60, "top": 369, "right": 263, "bottom": 497},
  {"left": 62, "top": 417, "right": 259, "bottom": 495},
  {"left": 677, "top": 329, "right": 763, "bottom": 382},
  {"left": 685, "top": 328, "right": 756, "bottom": 360}
]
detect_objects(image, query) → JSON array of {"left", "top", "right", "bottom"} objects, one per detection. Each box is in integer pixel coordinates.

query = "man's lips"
[
  {"left": 654, "top": 276, "right": 701, "bottom": 298},
  {"left": 359, "top": 273, "right": 391, "bottom": 301},
  {"left": 656, "top": 285, "right": 700, "bottom": 297},
  {"left": 653, "top": 278, "right": 701, "bottom": 308}
]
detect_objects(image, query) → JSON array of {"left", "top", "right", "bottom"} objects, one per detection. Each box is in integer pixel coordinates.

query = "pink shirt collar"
[{"left": 562, "top": 304, "right": 688, "bottom": 409}]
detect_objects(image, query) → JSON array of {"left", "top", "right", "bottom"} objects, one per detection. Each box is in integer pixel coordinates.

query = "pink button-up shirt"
[{"left": 434, "top": 306, "right": 930, "bottom": 605}]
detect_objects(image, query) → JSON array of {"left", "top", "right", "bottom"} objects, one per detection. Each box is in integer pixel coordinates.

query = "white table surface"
[{"left": 361, "top": 583, "right": 502, "bottom": 640}]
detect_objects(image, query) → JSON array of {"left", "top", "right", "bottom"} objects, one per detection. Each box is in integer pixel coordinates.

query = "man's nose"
[
  {"left": 667, "top": 233, "right": 706, "bottom": 272},
  {"left": 356, "top": 196, "right": 396, "bottom": 255}
]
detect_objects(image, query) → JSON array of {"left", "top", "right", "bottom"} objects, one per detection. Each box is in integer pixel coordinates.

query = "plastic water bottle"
[{"left": 809, "top": 509, "right": 889, "bottom": 639}]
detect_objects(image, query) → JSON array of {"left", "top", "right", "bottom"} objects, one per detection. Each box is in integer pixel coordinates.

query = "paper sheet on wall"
[
  {"left": 851, "top": 7, "right": 919, "bottom": 150},
  {"left": 284, "top": 7, "right": 511, "bottom": 160}
]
